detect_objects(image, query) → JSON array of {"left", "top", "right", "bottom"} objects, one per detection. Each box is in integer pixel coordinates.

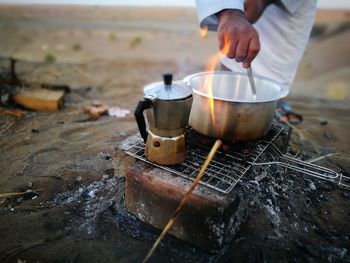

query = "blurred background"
[
  {"left": 0, "top": 1, "right": 349, "bottom": 262},
  {"left": 0, "top": 1, "right": 349, "bottom": 147},
  {"left": 0, "top": 1, "right": 349, "bottom": 98}
]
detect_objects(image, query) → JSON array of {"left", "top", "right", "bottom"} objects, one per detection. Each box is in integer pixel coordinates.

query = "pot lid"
[{"left": 144, "top": 73, "right": 192, "bottom": 100}]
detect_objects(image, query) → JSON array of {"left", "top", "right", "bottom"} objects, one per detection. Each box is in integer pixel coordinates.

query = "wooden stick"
[
  {"left": 0, "top": 188, "right": 43, "bottom": 198},
  {"left": 142, "top": 139, "right": 223, "bottom": 263}
]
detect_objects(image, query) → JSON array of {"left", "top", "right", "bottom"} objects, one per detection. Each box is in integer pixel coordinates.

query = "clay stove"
[{"left": 120, "top": 123, "right": 291, "bottom": 251}]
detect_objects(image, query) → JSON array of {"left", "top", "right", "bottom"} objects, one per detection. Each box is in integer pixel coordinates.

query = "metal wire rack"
[
  {"left": 249, "top": 141, "right": 350, "bottom": 189},
  {"left": 124, "top": 125, "right": 285, "bottom": 194}
]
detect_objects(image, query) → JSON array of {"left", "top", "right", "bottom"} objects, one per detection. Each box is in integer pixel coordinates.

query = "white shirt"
[{"left": 196, "top": 0, "right": 317, "bottom": 91}]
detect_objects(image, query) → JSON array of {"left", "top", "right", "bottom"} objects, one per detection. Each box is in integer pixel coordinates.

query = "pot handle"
[{"left": 134, "top": 99, "right": 152, "bottom": 142}]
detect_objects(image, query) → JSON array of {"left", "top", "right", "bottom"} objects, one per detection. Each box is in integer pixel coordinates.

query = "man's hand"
[{"left": 217, "top": 9, "right": 260, "bottom": 68}]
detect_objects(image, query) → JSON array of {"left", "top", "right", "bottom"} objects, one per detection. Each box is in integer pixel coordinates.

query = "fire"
[
  {"left": 202, "top": 53, "right": 219, "bottom": 124},
  {"left": 203, "top": 35, "right": 231, "bottom": 124},
  {"left": 199, "top": 26, "right": 208, "bottom": 38}
]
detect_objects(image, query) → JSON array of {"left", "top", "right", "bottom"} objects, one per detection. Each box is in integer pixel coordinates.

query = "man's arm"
[{"left": 196, "top": 0, "right": 244, "bottom": 31}]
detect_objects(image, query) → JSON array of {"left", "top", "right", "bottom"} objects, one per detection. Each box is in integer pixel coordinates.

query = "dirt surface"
[{"left": 0, "top": 5, "right": 349, "bottom": 263}]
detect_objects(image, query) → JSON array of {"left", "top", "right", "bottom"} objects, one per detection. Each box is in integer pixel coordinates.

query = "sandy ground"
[{"left": 0, "top": 5, "right": 349, "bottom": 263}]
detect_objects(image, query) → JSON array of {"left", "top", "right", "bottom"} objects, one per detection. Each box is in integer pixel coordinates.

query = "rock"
[
  {"left": 317, "top": 181, "right": 335, "bottom": 191},
  {"left": 320, "top": 120, "right": 328, "bottom": 126},
  {"left": 342, "top": 191, "right": 350, "bottom": 199},
  {"left": 308, "top": 181, "right": 317, "bottom": 191},
  {"left": 255, "top": 171, "right": 268, "bottom": 182},
  {"left": 104, "top": 154, "right": 112, "bottom": 161},
  {"left": 328, "top": 247, "right": 347, "bottom": 259},
  {"left": 83, "top": 101, "right": 108, "bottom": 120},
  {"left": 323, "top": 131, "right": 336, "bottom": 141}
]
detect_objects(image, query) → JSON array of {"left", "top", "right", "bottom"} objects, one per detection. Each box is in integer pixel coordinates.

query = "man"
[{"left": 196, "top": 0, "right": 317, "bottom": 123}]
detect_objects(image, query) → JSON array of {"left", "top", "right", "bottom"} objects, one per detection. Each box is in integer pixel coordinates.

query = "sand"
[{"left": 0, "top": 5, "right": 349, "bottom": 262}]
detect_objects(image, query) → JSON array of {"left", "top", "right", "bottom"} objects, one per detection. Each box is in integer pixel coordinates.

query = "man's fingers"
[
  {"left": 242, "top": 36, "right": 260, "bottom": 68},
  {"left": 225, "top": 40, "right": 237, "bottom": 59},
  {"left": 235, "top": 39, "right": 249, "bottom": 63},
  {"left": 219, "top": 34, "right": 237, "bottom": 58},
  {"left": 218, "top": 33, "right": 224, "bottom": 51}
]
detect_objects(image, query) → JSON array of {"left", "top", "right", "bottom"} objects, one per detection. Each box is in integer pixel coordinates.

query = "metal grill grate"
[{"left": 124, "top": 125, "right": 285, "bottom": 194}]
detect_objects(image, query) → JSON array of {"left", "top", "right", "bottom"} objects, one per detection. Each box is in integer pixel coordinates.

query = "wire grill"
[
  {"left": 250, "top": 141, "right": 350, "bottom": 190},
  {"left": 124, "top": 124, "right": 285, "bottom": 194}
]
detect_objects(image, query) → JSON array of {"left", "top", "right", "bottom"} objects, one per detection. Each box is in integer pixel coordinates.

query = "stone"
[
  {"left": 308, "top": 181, "right": 317, "bottom": 191},
  {"left": 124, "top": 161, "right": 240, "bottom": 252}
]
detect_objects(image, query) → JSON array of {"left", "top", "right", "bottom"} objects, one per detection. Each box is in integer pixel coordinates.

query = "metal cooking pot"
[{"left": 184, "top": 71, "right": 289, "bottom": 141}]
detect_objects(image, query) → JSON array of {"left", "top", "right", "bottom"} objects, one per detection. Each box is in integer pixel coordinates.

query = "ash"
[
  {"left": 53, "top": 174, "right": 123, "bottom": 237},
  {"left": 50, "top": 144, "right": 349, "bottom": 262},
  {"left": 217, "top": 151, "right": 350, "bottom": 262},
  {"left": 52, "top": 173, "right": 215, "bottom": 262}
]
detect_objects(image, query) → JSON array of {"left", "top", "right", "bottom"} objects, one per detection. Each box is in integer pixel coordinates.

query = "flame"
[
  {"left": 203, "top": 36, "right": 231, "bottom": 124},
  {"left": 203, "top": 53, "right": 219, "bottom": 123},
  {"left": 199, "top": 26, "right": 208, "bottom": 38}
]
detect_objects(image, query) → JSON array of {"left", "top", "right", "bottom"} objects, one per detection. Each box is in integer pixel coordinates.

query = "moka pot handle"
[{"left": 134, "top": 98, "right": 152, "bottom": 142}]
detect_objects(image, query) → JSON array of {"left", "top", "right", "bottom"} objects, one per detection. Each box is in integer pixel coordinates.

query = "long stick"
[
  {"left": 142, "top": 139, "right": 223, "bottom": 263},
  {"left": 0, "top": 189, "right": 43, "bottom": 198}
]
